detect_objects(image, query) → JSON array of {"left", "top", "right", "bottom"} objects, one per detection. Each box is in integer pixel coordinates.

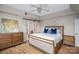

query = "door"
[
  {"left": 26, "top": 23, "right": 29, "bottom": 41},
  {"left": 75, "top": 17, "right": 79, "bottom": 47}
]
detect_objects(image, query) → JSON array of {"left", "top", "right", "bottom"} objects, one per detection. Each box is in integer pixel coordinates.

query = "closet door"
[{"left": 75, "top": 18, "right": 79, "bottom": 47}]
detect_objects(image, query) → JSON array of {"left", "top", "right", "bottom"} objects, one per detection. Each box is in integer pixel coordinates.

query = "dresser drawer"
[
  {"left": 12, "top": 32, "right": 23, "bottom": 36},
  {"left": 0, "top": 34, "right": 12, "bottom": 44},
  {"left": 12, "top": 39, "right": 22, "bottom": 46},
  {"left": 12, "top": 32, "right": 23, "bottom": 45},
  {"left": 0, "top": 42, "right": 11, "bottom": 49}
]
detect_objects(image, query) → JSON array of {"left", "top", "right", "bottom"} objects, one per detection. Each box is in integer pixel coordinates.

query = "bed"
[{"left": 29, "top": 26, "right": 64, "bottom": 54}]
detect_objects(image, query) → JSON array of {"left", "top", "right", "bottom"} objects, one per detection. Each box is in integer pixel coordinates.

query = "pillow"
[
  {"left": 51, "top": 28, "right": 57, "bottom": 34},
  {"left": 57, "top": 29, "right": 60, "bottom": 34},
  {"left": 47, "top": 28, "right": 51, "bottom": 33},
  {"left": 43, "top": 28, "right": 48, "bottom": 33}
]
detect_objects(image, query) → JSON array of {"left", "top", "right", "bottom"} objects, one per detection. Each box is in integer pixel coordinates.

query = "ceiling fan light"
[
  {"left": 37, "top": 8, "right": 42, "bottom": 13},
  {"left": 25, "top": 12, "right": 27, "bottom": 15},
  {"left": 31, "top": 4, "right": 49, "bottom": 13}
]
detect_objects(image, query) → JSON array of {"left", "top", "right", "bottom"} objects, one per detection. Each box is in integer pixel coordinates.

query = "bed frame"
[{"left": 29, "top": 26, "right": 64, "bottom": 54}]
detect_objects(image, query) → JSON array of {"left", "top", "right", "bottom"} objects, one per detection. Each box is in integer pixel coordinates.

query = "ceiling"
[
  {"left": 0, "top": 4, "right": 76, "bottom": 20},
  {"left": 4, "top": 4, "right": 70, "bottom": 16}
]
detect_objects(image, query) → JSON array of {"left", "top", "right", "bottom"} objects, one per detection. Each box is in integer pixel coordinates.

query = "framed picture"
[{"left": 1, "top": 18, "right": 19, "bottom": 32}]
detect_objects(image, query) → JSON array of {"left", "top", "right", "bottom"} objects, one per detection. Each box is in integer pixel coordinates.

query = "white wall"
[
  {"left": 0, "top": 12, "right": 27, "bottom": 41},
  {"left": 0, "top": 10, "right": 75, "bottom": 41},
  {"left": 0, "top": 13, "right": 39, "bottom": 41},
  {"left": 40, "top": 15, "right": 75, "bottom": 36}
]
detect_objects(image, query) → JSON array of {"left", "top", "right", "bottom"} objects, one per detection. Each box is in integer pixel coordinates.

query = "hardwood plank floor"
[
  {"left": 0, "top": 43, "right": 79, "bottom": 54},
  {"left": 58, "top": 44, "right": 79, "bottom": 54},
  {"left": 0, "top": 43, "right": 43, "bottom": 54}
]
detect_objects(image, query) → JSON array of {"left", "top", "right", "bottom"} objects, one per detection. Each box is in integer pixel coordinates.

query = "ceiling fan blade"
[
  {"left": 31, "top": 4, "right": 38, "bottom": 8},
  {"left": 31, "top": 9, "right": 37, "bottom": 12},
  {"left": 39, "top": 4, "right": 48, "bottom": 8},
  {"left": 42, "top": 8, "right": 49, "bottom": 12},
  {"left": 42, "top": 4, "right": 48, "bottom": 8},
  {"left": 39, "top": 4, "right": 42, "bottom": 7}
]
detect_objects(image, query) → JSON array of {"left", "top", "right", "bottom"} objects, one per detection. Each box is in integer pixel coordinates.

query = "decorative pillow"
[
  {"left": 57, "top": 29, "right": 60, "bottom": 34},
  {"left": 51, "top": 28, "right": 57, "bottom": 34},
  {"left": 43, "top": 28, "right": 48, "bottom": 33},
  {"left": 47, "top": 28, "right": 51, "bottom": 34}
]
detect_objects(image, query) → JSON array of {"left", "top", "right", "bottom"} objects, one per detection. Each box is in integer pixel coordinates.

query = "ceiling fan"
[{"left": 30, "top": 4, "right": 50, "bottom": 13}]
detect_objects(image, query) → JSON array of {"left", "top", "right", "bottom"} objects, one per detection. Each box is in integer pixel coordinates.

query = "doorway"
[{"left": 75, "top": 16, "right": 79, "bottom": 47}]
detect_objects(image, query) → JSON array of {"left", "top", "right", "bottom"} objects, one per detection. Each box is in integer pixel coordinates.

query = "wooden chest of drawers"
[{"left": 0, "top": 32, "right": 23, "bottom": 50}]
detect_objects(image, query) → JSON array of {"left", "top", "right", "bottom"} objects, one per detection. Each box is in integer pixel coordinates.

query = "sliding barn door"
[{"left": 75, "top": 17, "right": 79, "bottom": 47}]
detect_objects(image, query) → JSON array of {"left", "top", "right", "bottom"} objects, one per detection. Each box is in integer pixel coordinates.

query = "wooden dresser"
[{"left": 0, "top": 32, "right": 23, "bottom": 50}]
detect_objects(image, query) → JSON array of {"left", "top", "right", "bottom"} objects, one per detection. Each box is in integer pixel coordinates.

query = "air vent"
[{"left": 23, "top": 17, "right": 40, "bottom": 22}]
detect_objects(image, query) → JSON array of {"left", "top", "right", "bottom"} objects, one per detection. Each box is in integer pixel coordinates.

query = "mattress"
[{"left": 30, "top": 33, "right": 62, "bottom": 46}]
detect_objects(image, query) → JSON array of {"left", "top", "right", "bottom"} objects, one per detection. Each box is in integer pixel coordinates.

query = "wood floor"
[
  {"left": 58, "top": 44, "right": 79, "bottom": 54},
  {"left": 0, "top": 43, "right": 43, "bottom": 54},
  {"left": 0, "top": 43, "right": 79, "bottom": 54}
]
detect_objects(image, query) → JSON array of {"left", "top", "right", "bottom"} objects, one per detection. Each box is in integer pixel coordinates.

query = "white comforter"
[{"left": 30, "top": 33, "right": 62, "bottom": 45}]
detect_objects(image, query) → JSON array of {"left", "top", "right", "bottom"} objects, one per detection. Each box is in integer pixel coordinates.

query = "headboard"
[{"left": 45, "top": 26, "right": 64, "bottom": 39}]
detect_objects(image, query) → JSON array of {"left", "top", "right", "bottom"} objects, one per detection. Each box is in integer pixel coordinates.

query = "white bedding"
[
  {"left": 30, "top": 33, "right": 62, "bottom": 46},
  {"left": 29, "top": 33, "right": 62, "bottom": 53}
]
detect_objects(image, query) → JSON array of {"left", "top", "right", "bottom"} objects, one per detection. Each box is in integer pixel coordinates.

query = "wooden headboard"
[{"left": 45, "top": 26, "right": 64, "bottom": 39}]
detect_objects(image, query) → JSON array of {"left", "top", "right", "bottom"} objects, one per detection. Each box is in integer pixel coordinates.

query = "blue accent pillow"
[
  {"left": 51, "top": 28, "right": 57, "bottom": 34},
  {"left": 44, "top": 28, "right": 48, "bottom": 33}
]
